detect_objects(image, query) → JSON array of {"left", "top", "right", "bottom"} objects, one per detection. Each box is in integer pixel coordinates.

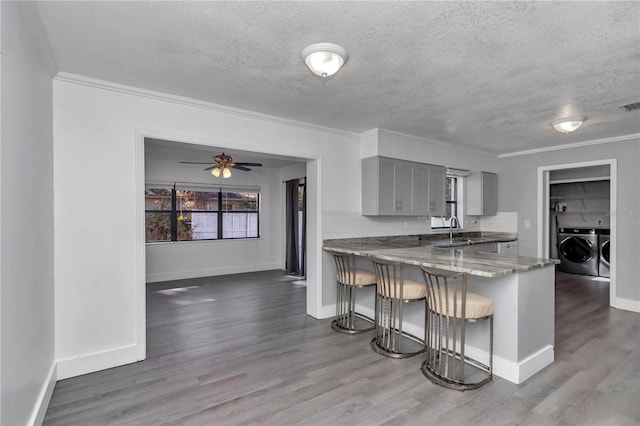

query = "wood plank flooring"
[{"left": 44, "top": 270, "right": 639, "bottom": 425}]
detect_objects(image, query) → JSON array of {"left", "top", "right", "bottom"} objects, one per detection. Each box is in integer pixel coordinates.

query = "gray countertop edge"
[{"left": 323, "top": 245, "right": 560, "bottom": 278}]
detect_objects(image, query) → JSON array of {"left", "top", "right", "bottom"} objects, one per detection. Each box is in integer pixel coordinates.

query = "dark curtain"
[
  {"left": 285, "top": 179, "right": 300, "bottom": 275},
  {"left": 299, "top": 180, "right": 306, "bottom": 277}
]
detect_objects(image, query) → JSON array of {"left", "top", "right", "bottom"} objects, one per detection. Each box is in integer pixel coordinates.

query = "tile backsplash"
[
  {"left": 322, "top": 211, "right": 518, "bottom": 239},
  {"left": 323, "top": 211, "right": 430, "bottom": 239},
  {"left": 480, "top": 212, "right": 518, "bottom": 233}
]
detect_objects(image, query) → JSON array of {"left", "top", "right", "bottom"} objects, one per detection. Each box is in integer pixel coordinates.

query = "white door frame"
[
  {"left": 134, "top": 130, "right": 324, "bottom": 361},
  {"left": 537, "top": 159, "right": 617, "bottom": 306}
]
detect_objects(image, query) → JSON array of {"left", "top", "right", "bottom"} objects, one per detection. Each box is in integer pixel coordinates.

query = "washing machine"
[
  {"left": 598, "top": 229, "right": 610, "bottom": 278},
  {"left": 557, "top": 228, "right": 599, "bottom": 276}
]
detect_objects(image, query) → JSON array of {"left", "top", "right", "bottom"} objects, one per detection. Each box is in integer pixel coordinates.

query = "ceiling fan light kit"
[
  {"left": 302, "top": 43, "right": 348, "bottom": 77},
  {"left": 550, "top": 116, "right": 587, "bottom": 134},
  {"left": 180, "top": 153, "right": 262, "bottom": 179}
]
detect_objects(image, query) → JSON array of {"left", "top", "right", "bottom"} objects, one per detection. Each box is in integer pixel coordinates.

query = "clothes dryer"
[
  {"left": 557, "top": 228, "right": 599, "bottom": 276},
  {"left": 598, "top": 229, "right": 610, "bottom": 278}
]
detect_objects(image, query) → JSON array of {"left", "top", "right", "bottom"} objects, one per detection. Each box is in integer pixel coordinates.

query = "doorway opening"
[
  {"left": 285, "top": 178, "right": 306, "bottom": 278},
  {"left": 136, "top": 134, "right": 324, "bottom": 362},
  {"left": 537, "top": 159, "right": 617, "bottom": 308}
]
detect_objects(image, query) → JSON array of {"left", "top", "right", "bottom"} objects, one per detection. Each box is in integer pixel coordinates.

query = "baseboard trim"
[
  {"left": 56, "top": 344, "right": 141, "bottom": 380},
  {"left": 465, "top": 344, "right": 554, "bottom": 384},
  {"left": 356, "top": 304, "right": 554, "bottom": 384},
  {"left": 146, "top": 263, "right": 282, "bottom": 283},
  {"left": 318, "top": 303, "right": 337, "bottom": 320},
  {"left": 611, "top": 296, "right": 640, "bottom": 313},
  {"left": 517, "top": 345, "right": 555, "bottom": 383},
  {"left": 28, "top": 362, "right": 57, "bottom": 426}
]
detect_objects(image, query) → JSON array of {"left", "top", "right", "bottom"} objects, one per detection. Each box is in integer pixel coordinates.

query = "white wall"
[
  {"left": 53, "top": 75, "right": 360, "bottom": 378},
  {"left": 51, "top": 73, "right": 639, "bottom": 385},
  {"left": 323, "top": 129, "right": 500, "bottom": 239},
  {"left": 279, "top": 163, "right": 306, "bottom": 183},
  {"left": 549, "top": 164, "right": 610, "bottom": 182},
  {"left": 1, "top": 2, "right": 56, "bottom": 424},
  {"left": 499, "top": 139, "right": 640, "bottom": 306},
  {"left": 144, "top": 154, "right": 285, "bottom": 282}
]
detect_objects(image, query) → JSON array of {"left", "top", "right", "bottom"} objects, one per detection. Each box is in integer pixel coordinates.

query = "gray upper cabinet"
[
  {"left": 467, "top": 171, "right": 497, "bottom": 216},
  {"left": 427, "top": 165, "right": 446, "bottom": 216},
  {"left": 362, "top": 156, "right": 446, "bottom": 216}
]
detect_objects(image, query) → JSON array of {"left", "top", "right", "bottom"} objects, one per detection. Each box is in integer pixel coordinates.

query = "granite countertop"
[
  {"left": 323, "top": 232, "right": 559, "bottom": 278},
  {"left": 323, "top": 232, "right": 516, "bottom": 250}
]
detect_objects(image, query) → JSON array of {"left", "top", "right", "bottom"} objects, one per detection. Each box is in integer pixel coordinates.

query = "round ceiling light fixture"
[
  {"left": 302, "top": 43, "right": 348, "bottom": 78},
  {"left": 549, "top": 116, "right": 587, "bottom": 134}
]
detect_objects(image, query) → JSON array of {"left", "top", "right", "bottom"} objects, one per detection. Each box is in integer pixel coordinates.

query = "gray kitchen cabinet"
[
  {"left": 414, "top": 163, "right": 446, "bottom": 216},
  {"left": 467, "top": 171, "right": 497, "bottom": 216},
  {"left": 362, "top": 156, "right": 446, "bottom": 216},
  {"left": 412, "top": 164, "right": 430, "bottom": 213},
  {"left": 496, "top": 241, "right": 518, "bottom": 256},
  {"left": 461, "top": 242, "right": 498, "bottom": 253},
  {"left": 462, "top": 241, "right": 518, "bottom": 255},
  {"left": 427, "top": 164, "right": 446, "bottom": 216}
]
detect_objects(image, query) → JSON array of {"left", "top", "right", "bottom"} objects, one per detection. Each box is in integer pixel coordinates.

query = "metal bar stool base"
[
  {"left": 331, "top": 313, "right": 375, "bottom": 334},
  {"left": 420, "top": 352, "right": 492, "bottom": 391},
  {"left": 370, "top": 335, "right": 427, "bottom": 359}
]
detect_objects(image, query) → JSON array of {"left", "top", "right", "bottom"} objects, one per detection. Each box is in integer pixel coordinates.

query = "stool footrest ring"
[{"left": 331, "top": 313, "right": 375, "bottom": 334}]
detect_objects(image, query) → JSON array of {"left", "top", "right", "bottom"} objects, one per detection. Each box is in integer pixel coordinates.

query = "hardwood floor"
[{"left": 44, "top": 270, "right": 639, "bottom": 425}]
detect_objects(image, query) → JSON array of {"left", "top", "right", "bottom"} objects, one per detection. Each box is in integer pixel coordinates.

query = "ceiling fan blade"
[
  {"left": 232, "top": 162, "right": 262, "bottom": 167},
  {"left": 203, "top": 166, "right": 217, "bottom": 171},
  {"left": 230, "top": 164, "right": 251, "bottom": 171},
  {"left": 179, "top": 161, "right": 215, "bottom": 165}
]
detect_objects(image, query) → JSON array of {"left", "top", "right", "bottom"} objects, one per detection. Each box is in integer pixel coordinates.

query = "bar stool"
[
  {"left": 370, "top": 258, "right": 428, "bottom": 358},
  {"left": 330, "top": 251, "right": 377, "bottom": 334},
  {"left": 419, "top": 266, "right": 493, "bottom": 391}
]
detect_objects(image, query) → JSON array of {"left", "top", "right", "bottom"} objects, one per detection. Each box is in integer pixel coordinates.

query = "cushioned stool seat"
[
  {"left": 429, "top": 289, "right": 493, "bottom": 319},
  {"left": 377, "top": 278, "right": 428, "bottom": 300},
  {"left": 337, "top": 269, "right": 376, "bottom": 287}
]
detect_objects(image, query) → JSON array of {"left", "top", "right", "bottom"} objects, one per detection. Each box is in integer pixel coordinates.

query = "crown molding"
[
  {"left": 376, "top": 128, "right": 499, "bottom": 158},
  {"left": 20, "top": 2, "right": 58, "bottom": 77},
  {"left": 53, "top": 72, "right": 360, "bottom": 140},
  {"left": 499, "top": 133, "right": 640, "bottom": 158}
]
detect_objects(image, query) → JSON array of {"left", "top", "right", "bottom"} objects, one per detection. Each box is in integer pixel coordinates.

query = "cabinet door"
[
  {"left": 482, "top": 172, "right": 497, "bottom": 215},
  {"left": 462, "top": 242, "right": 498, "bottom": 253},
  {"left": 467, "top": 171, "right": 497, "bottom": 216},
  {"left": 378, "top": 158, "right": 397, "bottom": 215},
  {"left": 497, "top": 241, "right": 518, "bottom": 255},
  {"left": 394, "top": 163, "right": 413, "bottom": 214},
  {"left": 428, "top": 166, "right": 446, "bottom": 216},
  {"left": 412, "top": 166, "right": 430, "bottom": 213}
]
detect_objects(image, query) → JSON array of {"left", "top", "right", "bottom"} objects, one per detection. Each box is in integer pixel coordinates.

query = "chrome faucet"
[{"left": 449, "top": 215, "right": 459, "bottom": 242}]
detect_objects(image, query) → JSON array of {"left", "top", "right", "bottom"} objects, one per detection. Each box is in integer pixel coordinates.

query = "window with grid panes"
[{"left": 145, "top": 184, "right": 259, "bottom": 242}]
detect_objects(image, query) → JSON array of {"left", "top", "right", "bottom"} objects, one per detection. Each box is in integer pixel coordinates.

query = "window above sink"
[{"left": 431, "top": 176, "right": 463, "bottom": 229}]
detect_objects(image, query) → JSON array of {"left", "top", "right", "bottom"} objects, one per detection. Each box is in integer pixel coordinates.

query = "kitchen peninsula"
[{"left": 323, "top": 233, "right": 560, "bottom": 384}]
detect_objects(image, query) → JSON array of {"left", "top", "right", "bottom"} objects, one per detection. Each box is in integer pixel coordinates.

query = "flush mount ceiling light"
[
  {"left": 302, "top": 43, "right": 348, "bottom": 78},
  {"left": 549, "top": 116, "right": 587, "bottom": 134}
]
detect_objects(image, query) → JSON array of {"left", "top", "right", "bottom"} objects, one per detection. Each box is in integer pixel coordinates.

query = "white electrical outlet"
[{"left": 524, "top": 219, "right": 531, "bottom": 229}]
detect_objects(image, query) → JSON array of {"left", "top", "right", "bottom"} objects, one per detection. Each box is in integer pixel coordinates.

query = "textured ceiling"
[
  {"left": 145, "top": 138, "right": 305, "bottom": 169},
  {"left": 37, "top": 1, "right": 640, "bottom": 154}
]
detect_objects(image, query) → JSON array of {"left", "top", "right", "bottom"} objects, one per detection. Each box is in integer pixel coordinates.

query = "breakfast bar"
[{"left": 323, "top": 235, "right": 560, "bottom": 384}]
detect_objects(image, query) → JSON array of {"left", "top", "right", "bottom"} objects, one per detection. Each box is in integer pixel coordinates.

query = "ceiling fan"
[{"left": 179, "top": 153, "right": 262, "bottom": 178}]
